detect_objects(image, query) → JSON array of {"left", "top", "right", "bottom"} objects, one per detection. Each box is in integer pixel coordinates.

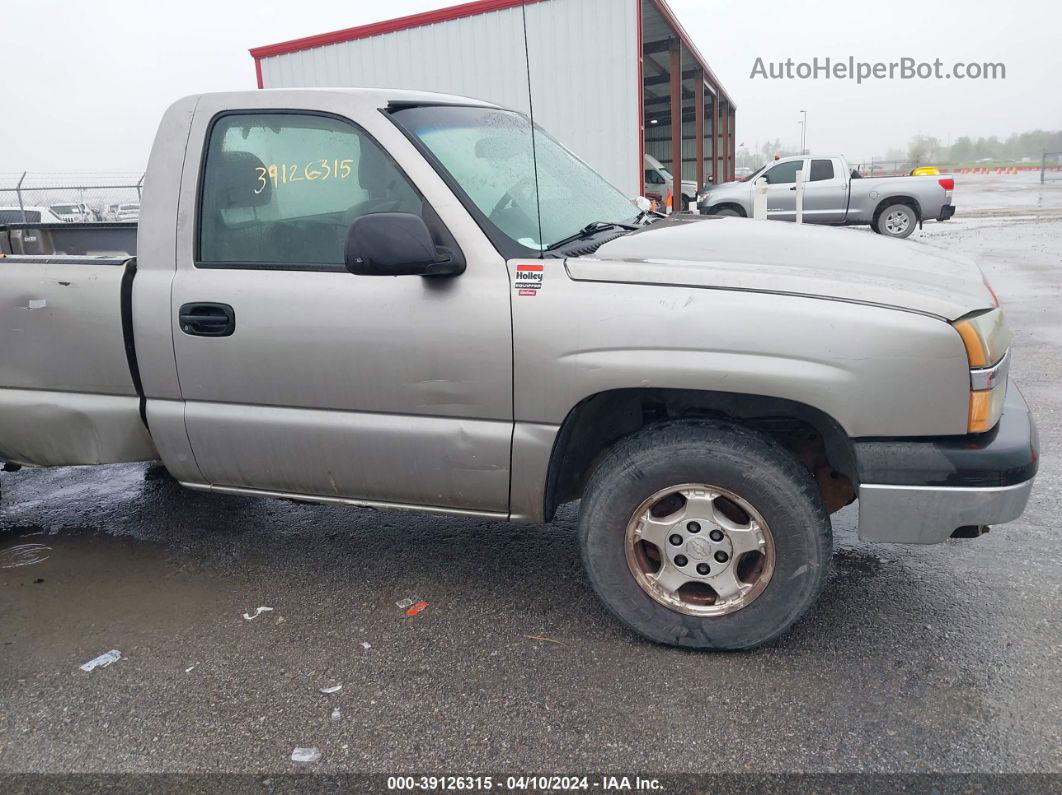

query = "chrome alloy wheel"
[
  {"left": 624, "top": 484, "right": 775, "bottom": 617},
  {"left": 884, "top": 209, "right": 911, "bottom": 235}
]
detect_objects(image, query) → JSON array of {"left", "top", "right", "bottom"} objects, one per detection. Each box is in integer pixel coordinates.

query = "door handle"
[
  {"left": 790, "top": 186, "right": 797, "bottom": 191},
  {"left": 179, "top": 302, "right": 235, "bottom": 337}
]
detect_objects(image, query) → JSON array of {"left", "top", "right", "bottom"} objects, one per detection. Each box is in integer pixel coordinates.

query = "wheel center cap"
[{"left": 686, "top": 536, "right": 713, "bottom": 561}]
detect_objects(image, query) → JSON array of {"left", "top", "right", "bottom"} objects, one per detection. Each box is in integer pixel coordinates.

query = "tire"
[
  {"left": 579, "top": 420, "right": 831, "bottom": 650},
  {"left": 711, "top": 207, "right": 741, "bottom": 217},
  {"left": 875, "top": 203, "right": 917, "bottom": 239}
]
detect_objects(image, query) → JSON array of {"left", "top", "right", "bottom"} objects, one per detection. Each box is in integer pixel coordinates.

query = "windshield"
[
  {"left": 391, "top": 105, "right": 638, "bottom": 252},
  {"left": 743, "top": 163, "right": 769, "bottom": 183},
  {"left": 52, "top": 204, "right": 78, "bottom": 213}
]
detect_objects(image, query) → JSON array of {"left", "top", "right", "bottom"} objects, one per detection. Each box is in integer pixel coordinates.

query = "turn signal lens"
[
  {"left": 955, "top": 319, "right": 990, "bottom": 367},
  {"left": 968, "top": 391, "right": 993, "bottom": 433},
  {"left": 968, "top": 386, "right": 1006, "bottom": 434}
]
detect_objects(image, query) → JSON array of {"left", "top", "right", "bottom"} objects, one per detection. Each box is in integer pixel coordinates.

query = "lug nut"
[
  {"left": 714, "top": 551, "right": 729, "bottom": 563},
  {"left": 674, "top": 555, "right": 688, "bottom": 567},
  {"left": 669, "top": 534, "right": 683, "bottom": 546},
  {"left": 696, "top": 563, "right": 710, "bottom": 575},
  {"left": 709, "top": 529, "right": 724, "bottom": 542},
  {"left": 687, "top": 522, "right": 701, "bottom": 533}
]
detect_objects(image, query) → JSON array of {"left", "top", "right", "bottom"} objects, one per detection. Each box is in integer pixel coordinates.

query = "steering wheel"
[{"left": 489, "top": 176, "right": 538, "bottom": 221}]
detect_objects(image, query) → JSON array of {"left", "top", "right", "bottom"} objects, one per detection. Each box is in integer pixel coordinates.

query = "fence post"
[
  {"left": 1043, "top": 152, "right": 1048, "bottom": 185},
  {"left": 16, "top": 172, "right": 27, "bottom": 222},
  {"left": 136, "top": 173, "right": 145, "bottom": 200},
  {"left": 794, "top": 169, "right": 805, "bottom": 223}
]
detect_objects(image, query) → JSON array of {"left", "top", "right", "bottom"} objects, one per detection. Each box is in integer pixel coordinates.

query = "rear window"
[
  {"left": 810, "top": 160, "right": 835, "bottom": 181},
  {"left": 52, "top": 205, "right": 78, "bottom": 214},
  {"left": 0, "top": 210, "right": 40, "bottom": 223}
]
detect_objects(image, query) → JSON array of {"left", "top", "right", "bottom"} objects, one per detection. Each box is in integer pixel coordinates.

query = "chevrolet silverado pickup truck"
[
  {"left": 0, "top": 89, "right": 1037, "bottom": 650},
  {"left": 698, "top": 154, "right": 956, "bottom": 239}
]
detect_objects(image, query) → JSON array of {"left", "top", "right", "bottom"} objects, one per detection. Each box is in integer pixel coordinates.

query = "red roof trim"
[{"left": 250, "top": 0, "right": 542, "bottom": 60}]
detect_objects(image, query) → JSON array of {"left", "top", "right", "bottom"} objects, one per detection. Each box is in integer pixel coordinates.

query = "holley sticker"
[{"left": 514, "top": 263, "right": 544, "bottom": 296}]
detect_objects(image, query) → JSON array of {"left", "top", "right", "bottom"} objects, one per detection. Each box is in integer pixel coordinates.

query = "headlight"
[{"left": 953, "top": 309, "right": 1011, "bottom": 433}]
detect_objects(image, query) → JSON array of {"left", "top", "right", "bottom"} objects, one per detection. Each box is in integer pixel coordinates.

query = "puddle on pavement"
[
  {"left": 0, "top": 543, "right": 52, "bottom": 568},
  {"left": 0, "top": 533, "right": 236, "bottom": 661}
]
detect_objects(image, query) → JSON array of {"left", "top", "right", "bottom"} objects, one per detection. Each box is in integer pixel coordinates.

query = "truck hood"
[{"left": 574, "top": 216, "right": 994, "bottom": 320}]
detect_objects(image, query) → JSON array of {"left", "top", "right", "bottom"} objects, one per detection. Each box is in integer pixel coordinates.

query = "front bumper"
[
  {"left": 938, "top": 204, "right": 956, "bottom": 221},
  {"left": 854, "top": 385, "right": 1037, "bottom": 543}
]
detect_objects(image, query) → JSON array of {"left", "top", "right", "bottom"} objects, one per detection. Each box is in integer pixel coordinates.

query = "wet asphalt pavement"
[{"left": 1, "top": 184, "right": 1061, "bottom": 775}]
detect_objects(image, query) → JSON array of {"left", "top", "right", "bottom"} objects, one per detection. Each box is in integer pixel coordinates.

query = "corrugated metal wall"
[{"left": 258, "top": 0, "right": 640, "bottom": 196}]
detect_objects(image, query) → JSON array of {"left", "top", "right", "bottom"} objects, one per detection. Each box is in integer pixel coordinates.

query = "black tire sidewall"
[
  {"left": 579, "top": 423, "right": 831, "bottom": 650},
  {"left": 877, "top": 203, "right": 916, "bottom": 238}
]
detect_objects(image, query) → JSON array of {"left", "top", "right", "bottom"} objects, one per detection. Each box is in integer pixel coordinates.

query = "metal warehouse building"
[{"left": 250, "top": 0, "right": 737, "bottom": 199}]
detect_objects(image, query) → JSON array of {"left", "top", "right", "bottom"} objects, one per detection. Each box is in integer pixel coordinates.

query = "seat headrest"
[{"left": 209, "top": 150, "right": 272, "bottom": 209}]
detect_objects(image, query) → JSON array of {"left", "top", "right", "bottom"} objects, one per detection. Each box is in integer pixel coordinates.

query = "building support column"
[
  {"left": 721, "top": 98, "right": 730, "bottom": 182},
  {"left": 729, "top": 105, "right": 737, "bottom": 182},
  {"left": 669, "top": 39, "right": 682, "bottom": 210},
  {"left": 713, "top": 85, "right": 721, "bottom": 184},
  {"left": 695, "top": 75, "right": 705, "bottom": 192}
]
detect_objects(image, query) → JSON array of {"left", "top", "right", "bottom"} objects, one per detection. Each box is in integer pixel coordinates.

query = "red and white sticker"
[{"left": 514, "top": 263, "right": 544, "bottom": 296}]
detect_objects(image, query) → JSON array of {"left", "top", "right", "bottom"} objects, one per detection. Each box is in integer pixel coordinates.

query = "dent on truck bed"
[{"left": 0, "top": 255, "right": 157, "bottom": 466}]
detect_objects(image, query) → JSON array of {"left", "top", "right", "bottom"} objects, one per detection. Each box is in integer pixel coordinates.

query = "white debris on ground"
[
  {"left": 241, "top": 606, "right": 273, "bottom": 620},
  {"left": 79, "top": 650, "right": 122, "bottom": 672},
  {"left": 291, "top": 747, "right": 321, "bottom": 763},
  {"left": 319, "top": 684, "right": 342, "bottom": 694}
]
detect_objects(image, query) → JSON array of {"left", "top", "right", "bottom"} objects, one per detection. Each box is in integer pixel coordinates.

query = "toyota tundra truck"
[
  {"left": 698, "top": 154, "right": 956, "bottom": 238},
  {"left": 0, "top": 89, "right": 1037, "bottom": 650}
]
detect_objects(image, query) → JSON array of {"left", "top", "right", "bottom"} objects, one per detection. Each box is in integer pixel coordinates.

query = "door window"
[
  {"left": 809, "top": 159, "right": 835, "bottom": 181},
  {"left": 198, "top": 113, "right": 422, "bottom": 268},
  {"left": 763, "top": 160, "right": 805, "bottom": 185}
]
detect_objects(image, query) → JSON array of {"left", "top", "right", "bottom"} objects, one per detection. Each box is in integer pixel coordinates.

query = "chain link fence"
[
  {"left": 849, "top": 159, "right": 920, "bottom": 177},
  {"left": 0, "top": 172, "right": 145, "bottom": 223}
]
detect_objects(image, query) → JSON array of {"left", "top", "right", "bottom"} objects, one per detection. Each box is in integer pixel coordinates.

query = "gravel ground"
[{"left": 1, "top": 188, "right": 1060, "bottom": 777}]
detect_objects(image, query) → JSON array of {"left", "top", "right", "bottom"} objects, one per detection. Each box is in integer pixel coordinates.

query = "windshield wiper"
[{"left": 546, "top": 220, "right": 639, "bottom": 251}]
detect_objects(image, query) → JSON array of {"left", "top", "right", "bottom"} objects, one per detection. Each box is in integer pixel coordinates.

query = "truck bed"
[{"left": 0, "top": 223, "right": 155, "bottom": 465}]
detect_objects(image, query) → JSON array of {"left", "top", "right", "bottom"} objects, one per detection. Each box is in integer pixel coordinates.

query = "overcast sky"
[{"left": 1, "top": 0, "right": 1059, "bottom": 172}]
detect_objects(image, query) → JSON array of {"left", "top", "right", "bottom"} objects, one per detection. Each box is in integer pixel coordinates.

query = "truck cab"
[{"left": 0, "top": 89, "right": 1035, "bottom": 651}]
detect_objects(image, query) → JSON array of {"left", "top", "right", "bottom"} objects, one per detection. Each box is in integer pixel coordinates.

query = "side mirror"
[{"left": 345, "top": 212, "right": 463, "bottom": 277}]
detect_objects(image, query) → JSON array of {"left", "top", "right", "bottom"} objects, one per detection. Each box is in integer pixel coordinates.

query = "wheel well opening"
[
  {"left": 873, "top": 196, "right": 921, "bottom": 225},
  {"left": 709, "top": 203, "right": 747, "bottom": 217},
  {"left": 544, "top": 389, "right": 857, "bottom": 521}
]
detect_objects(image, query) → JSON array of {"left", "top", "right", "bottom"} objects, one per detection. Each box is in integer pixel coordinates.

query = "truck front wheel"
[
  {"left": 579, "top": 421, "right": 831, "bottom": 650},
  {"left": 875, "top": 203, "right": 917, "bottom": 238}
]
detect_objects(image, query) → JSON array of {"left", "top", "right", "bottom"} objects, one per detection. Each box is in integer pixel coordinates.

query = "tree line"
[{"left": 736, "top": 130, "right": 1062, "bottom": 169}]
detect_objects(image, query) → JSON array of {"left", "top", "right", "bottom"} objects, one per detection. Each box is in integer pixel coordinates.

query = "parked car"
[
  {"left": 49, "top": 203, "right": 91, "bottom": 222},
  {"left": 698, "top": 154, "right": 955, "bottom": 238},
  {"left": 0, "top": 89, "right": 1036, "bottom": 650},
  {"left": 0, "top": 205, "right": 64, "bottom": 224},
  {"left": 644, "top": 153, "right": 698, "bottom": 213},
  {"left": 101, "top": 203, "right": 120, "bottom": 222},
  {"left": 115, "top": 202, "right": 140, "bottom": 222}
]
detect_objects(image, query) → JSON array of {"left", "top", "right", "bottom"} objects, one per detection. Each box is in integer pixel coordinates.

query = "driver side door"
[
  {"left": 764, "top": 159, "right": 807, "bottom": 221},
  {"left": 169, "top": 99, "right": 514, "bottom": 515}
]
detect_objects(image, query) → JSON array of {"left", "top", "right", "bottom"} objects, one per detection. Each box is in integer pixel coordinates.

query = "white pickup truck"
[
  {"left": 0, "top": 89, "right": 1037, "bottom": 650},
  {"left": 698, "top": 154, "right": 956, "bottom": 238}
]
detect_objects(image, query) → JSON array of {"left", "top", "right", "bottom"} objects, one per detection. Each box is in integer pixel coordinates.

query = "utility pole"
[{"left": 799, "top": 109, "right": 807, "bottom": 154}]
